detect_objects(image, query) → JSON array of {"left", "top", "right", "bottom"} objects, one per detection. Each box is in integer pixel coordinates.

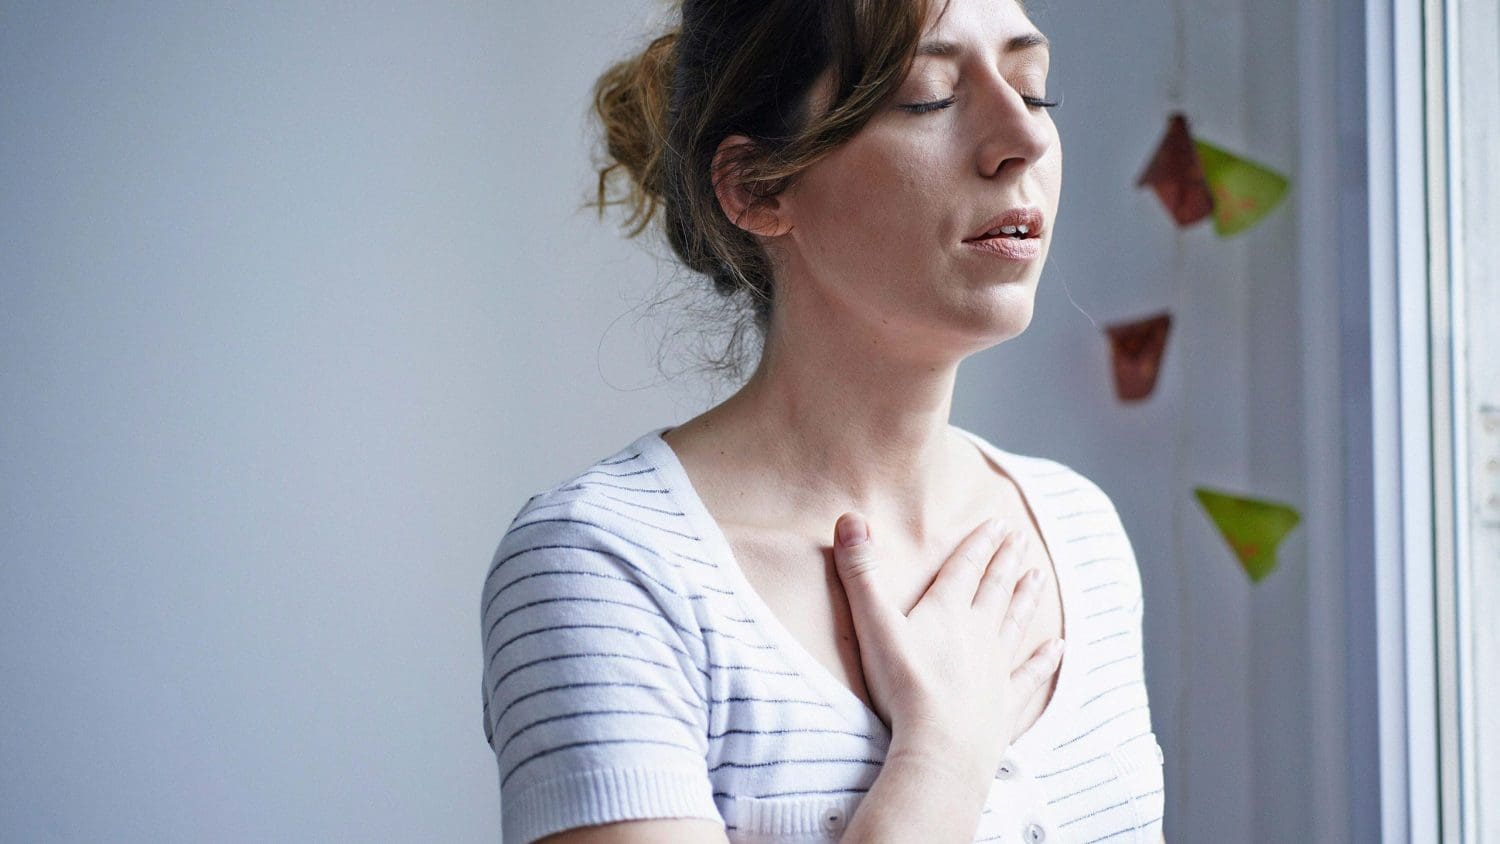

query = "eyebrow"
[{"left": 916, "top": 32, "right": 1051, "bottom": 58}]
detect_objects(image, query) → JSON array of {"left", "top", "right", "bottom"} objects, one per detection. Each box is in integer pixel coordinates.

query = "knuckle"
[
  {"left": 1000, "top": 614, "right": 1025, "bottom": 641},
  {"left": 840, "top": 547, "right": 879, "bottom": 577}
]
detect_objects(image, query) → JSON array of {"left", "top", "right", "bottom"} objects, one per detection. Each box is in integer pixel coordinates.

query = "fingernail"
[
  {"left": 988, "top": 518, "right": 1006, "bottom": 540},
  {"left": 838, "top": 515, "right": 868, "bottom": 547},
  {"left": 1051, "top": 639, "right": 1066, "bottom": 656}
]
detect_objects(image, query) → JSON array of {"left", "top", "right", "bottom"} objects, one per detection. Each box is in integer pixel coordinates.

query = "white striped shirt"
[{"left": 481, "top": 426, "right": 1164, "bottom": 843}]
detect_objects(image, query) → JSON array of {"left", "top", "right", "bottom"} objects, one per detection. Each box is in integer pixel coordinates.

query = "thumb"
[{"left": 833, "top": 513, "right": 901, "bottom": 634}]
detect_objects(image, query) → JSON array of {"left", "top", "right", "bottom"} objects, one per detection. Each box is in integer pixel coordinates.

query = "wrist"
[{"left": 887, "top": 726, "right": 996, "bottom": 787}]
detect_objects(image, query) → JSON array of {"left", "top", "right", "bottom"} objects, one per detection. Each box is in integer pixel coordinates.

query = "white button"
[
  {"left": 996, "top": 757, "right": 1020, "bottom": 779},
  {"left": 1023, "top": 822, "right": 1047, "bottom": 843},
  {"left": 821, "top": 806, "right": 845, "bottom": 832}
]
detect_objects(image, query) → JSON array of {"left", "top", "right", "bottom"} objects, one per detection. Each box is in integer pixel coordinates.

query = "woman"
[{"left": 480, "top": 0, "right": 1165, "bottom": 841}]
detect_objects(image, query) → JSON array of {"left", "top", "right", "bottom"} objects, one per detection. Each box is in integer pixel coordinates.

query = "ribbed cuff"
[{"left": 504, "top": 766, "right": 721, "bottom": 844}]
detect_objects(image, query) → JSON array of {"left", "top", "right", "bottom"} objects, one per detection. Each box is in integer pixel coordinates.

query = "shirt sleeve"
[{"left": 479, "top": 494, "right": 720, "bottom": 844}]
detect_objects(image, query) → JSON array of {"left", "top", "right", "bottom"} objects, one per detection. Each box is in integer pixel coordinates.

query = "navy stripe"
[
  {"left": 1085, "top": 652, "right": 1140, "bottom": 675},
  {"left": 709, "top": 755, "right": 883, "bottom": 773},
  {"left": 597, "top": 490, "right": 687, "bottom": 516},
  {"left": 573, "top": 466, "right": 657, "bottom": 481},
  {"left": 1066, "top": 531, "right": 1117, "bottom": 544},
  {"left": 487, "top": 589, "right": 703, "bottom": 648},
  {"left": 491, "top": 649, "right": 703, "bottom": 695},
  {"left": 708, "top": 725, "right": 875, "bottom": 741},
  {"left": 1077, "top": 555, "right": 1126, "bottom": 568},
  {"left": 556, "top": 480, "right": 672, "bottom": 495},
  {"left": 1059, "top": 797, "right": 1130, "bottom": 827},
  {"left": 502, "top": 736, "right": 700, "bottom": 790},
  {"left": 494, "top": 680, "right": 702, "bottom": 734},
  {"left": 1080, "top": 679, "right": 1144, "bottom": 708},
  {"left": 713, "top": 786, "right": 870, "bottom": 800},
  {"left": 485, "top": 531, "right": 690, "bottom": 609},
  {"left": 1057, "top": 508, "right": 1114, "bottom": 521},
  {"left": 498, "top": 707, "right": 701, "bottom": 759},
  {"left": 713, "top": 694, "right": 835, "bottom": 708},
  {"left": 484, "top": 556, "right": 660, "bottom": 619},
  {"left": 1053, "top": 704, "right": 1151, "bottom": 750},
  {"left": 1049, "top": 775, "right": 1118, "bottom": 804},
  {"left": 1036, "top": 752, "right": 1109, "bottom": 779},
  {"left": 487, "top": 622, "right": 695, "bottom": 683},
  {"left": 521, "top": 497, "right": 697, "bottom": 536},
  {"left": 706, "top": 661, "right": 798, "bottom": 677}
]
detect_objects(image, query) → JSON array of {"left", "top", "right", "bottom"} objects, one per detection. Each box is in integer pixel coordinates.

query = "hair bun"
[{"left": 591, "top": 29, "right": 678, "bottom": 236}]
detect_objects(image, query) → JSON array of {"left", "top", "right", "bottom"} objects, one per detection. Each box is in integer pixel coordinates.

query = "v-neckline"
[{"left": 637, "top": 424, "right": 1079, "bottom": 760}]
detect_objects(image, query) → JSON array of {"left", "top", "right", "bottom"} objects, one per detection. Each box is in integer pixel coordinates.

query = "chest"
[{"left": 723, "top": 526, "right": 1065, "bottom": 734}]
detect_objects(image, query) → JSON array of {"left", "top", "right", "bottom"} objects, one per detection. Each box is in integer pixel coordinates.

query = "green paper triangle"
[
  {"left": 1193, "top": 487, "right": 1301, "bottom": 582},
  {"left": 1193, "top": 140, "right": 1290, "bottom": 237}
]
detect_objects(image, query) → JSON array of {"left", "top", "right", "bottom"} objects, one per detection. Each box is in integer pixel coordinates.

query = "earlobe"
[{"left": 711, "top": 134, "right": 794, "bottom": 238}]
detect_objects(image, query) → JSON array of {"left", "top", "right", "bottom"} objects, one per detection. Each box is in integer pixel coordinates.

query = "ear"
[{"left": 711, "top": 134, "right": 794, "bottom": 238}]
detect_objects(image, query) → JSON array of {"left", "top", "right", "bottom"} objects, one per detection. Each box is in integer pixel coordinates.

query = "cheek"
[{"left": 802, "top": 143, "right": 949, "bottom": 247}]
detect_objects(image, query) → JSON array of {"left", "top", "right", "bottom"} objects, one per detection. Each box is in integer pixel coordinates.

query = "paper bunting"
[
  {"left": 1193, "top": 139, "right": 1290, "bottom": 237},
  {"left": 1136, "top": 113, "right": 1214, "bottom": 227},
  {"left": 1193, "top": 487, "right": 1301, "bottom": 583},
  {"left": 1104, "top": 312, "right": 1172, "bottom": 402}
]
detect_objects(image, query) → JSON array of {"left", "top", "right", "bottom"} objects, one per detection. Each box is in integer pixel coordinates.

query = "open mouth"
[
  {"left": 971, "top": 224, "right": 1037, "bottom": 241},
  {"left": 963, "top": 208, "right": 1046, "bottom": 244}
]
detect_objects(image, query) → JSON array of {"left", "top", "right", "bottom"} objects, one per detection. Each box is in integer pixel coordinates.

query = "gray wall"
[{"left": 0, "top": 1, "right": 1347, "bottom": 841}]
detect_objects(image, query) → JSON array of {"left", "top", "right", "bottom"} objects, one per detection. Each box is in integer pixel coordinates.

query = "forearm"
[{"left": 840, "top": 732, "right": 992, "bottom": 844}]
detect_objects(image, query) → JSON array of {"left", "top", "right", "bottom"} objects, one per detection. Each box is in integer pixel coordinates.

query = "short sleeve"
[{"left": 479, "top": 495, "right": 720, "bottom": 844}]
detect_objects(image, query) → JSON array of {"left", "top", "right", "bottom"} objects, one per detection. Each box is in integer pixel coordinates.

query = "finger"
[
  {"left": 921, "top": 518, "right": 1006, "bottom": 609},
  {"left": 1010, "top": 637, "right": 1066, "bottom": 699},
  {"left": 831, "top": 512, "right": 904, "bottom": 637},
  {"left": 997, "top": 566, "right": 1049, "bottom": 651},
  {"left": 972, "top": 529, "right": 1026, "bottom": 612}
]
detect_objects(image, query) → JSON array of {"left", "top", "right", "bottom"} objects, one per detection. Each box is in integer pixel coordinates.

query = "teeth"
[{"left": 987, "top": 223, "right": 1031, "bottom": 237}]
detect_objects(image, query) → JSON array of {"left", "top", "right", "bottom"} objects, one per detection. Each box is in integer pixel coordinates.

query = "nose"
[{"left": 973, "top": 74, "right": 1054, "bottom": 178}]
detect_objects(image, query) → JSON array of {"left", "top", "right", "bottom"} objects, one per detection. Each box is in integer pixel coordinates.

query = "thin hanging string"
[
  {"left": 1166, "top": 0, "right": 1191, "bottom": 820},
  {"left": 1167, "top": 0, "right": 1187, "bottom": 108},
  {"left": 1053, "top": 257, "right": 1100, "bottom": 329}
]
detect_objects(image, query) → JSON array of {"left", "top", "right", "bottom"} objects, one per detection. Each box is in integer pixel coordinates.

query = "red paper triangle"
[
  {"left": 1137, "top": 113, "right": 1214, "bottom": 227},
  {"left": 1105, "top": 311, "right": 1172, "bottom": 402}
]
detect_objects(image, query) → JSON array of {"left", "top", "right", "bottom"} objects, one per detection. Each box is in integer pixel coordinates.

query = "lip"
[
  {"left": 962, "top": 207, "right": 1047, "bottom": 243},
  {"left": 961, "top": 207, "right": 1046, "bottom": 262}
]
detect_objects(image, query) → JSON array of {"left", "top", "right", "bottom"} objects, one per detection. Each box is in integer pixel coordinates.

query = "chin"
[{"left": 943, "top": 295, "right": 1036, "bottom": 352}]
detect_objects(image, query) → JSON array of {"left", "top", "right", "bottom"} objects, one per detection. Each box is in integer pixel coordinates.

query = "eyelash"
[{"left": 899, "top": 94, "right": 1061, "bottom": 114}]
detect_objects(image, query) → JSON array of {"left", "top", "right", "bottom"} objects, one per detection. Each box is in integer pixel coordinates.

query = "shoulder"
[
  {"left": 492, "top": 430, "right": 692, "bottom": 564},
  {"left": 478, "top": 438, "right": 706, "bottom": 652},
  {"left": 954, "top": 425, "right": 1121, "bottom": 514}
]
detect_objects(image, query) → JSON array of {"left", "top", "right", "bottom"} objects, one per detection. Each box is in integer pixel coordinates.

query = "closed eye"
[
  {"left": 898, "top": 95, "right": 959, "bottom": 114},
  {"left": 898, "top": 93, "right": 1062, "bottom": 114}
]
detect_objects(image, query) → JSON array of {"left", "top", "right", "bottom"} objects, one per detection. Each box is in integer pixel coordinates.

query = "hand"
[{"left": 830, "top": 512, "right": 1064, "bottom": 773}]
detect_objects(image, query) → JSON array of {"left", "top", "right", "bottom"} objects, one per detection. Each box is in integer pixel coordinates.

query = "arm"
[
  {"left": 535, "top": 819, "right": 729, "bottom": 844},
  {"left": 532, "top": 736, "right": 994, "bottom": 844},
  {"left": 839, "top": 731, "right": 996, "bottom": 844}
]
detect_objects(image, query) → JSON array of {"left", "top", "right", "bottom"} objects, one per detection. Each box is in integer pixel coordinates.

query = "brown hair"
[{"left": 590, "top": 0, "right": 949, "bottom": 376}]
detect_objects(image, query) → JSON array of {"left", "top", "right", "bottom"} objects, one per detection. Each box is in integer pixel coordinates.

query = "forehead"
[{"left": 920, "top": 0, "right": 1046, "bottom": 58}]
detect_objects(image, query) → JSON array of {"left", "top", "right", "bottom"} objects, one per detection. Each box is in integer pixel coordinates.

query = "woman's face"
[{"left": 774, "top": 0, "right": 1061, "bottom": 358}]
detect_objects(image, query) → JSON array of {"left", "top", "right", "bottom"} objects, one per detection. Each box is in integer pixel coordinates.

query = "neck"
[{"left": 673, "top": 289, "right": 981, "bottom": 544}]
